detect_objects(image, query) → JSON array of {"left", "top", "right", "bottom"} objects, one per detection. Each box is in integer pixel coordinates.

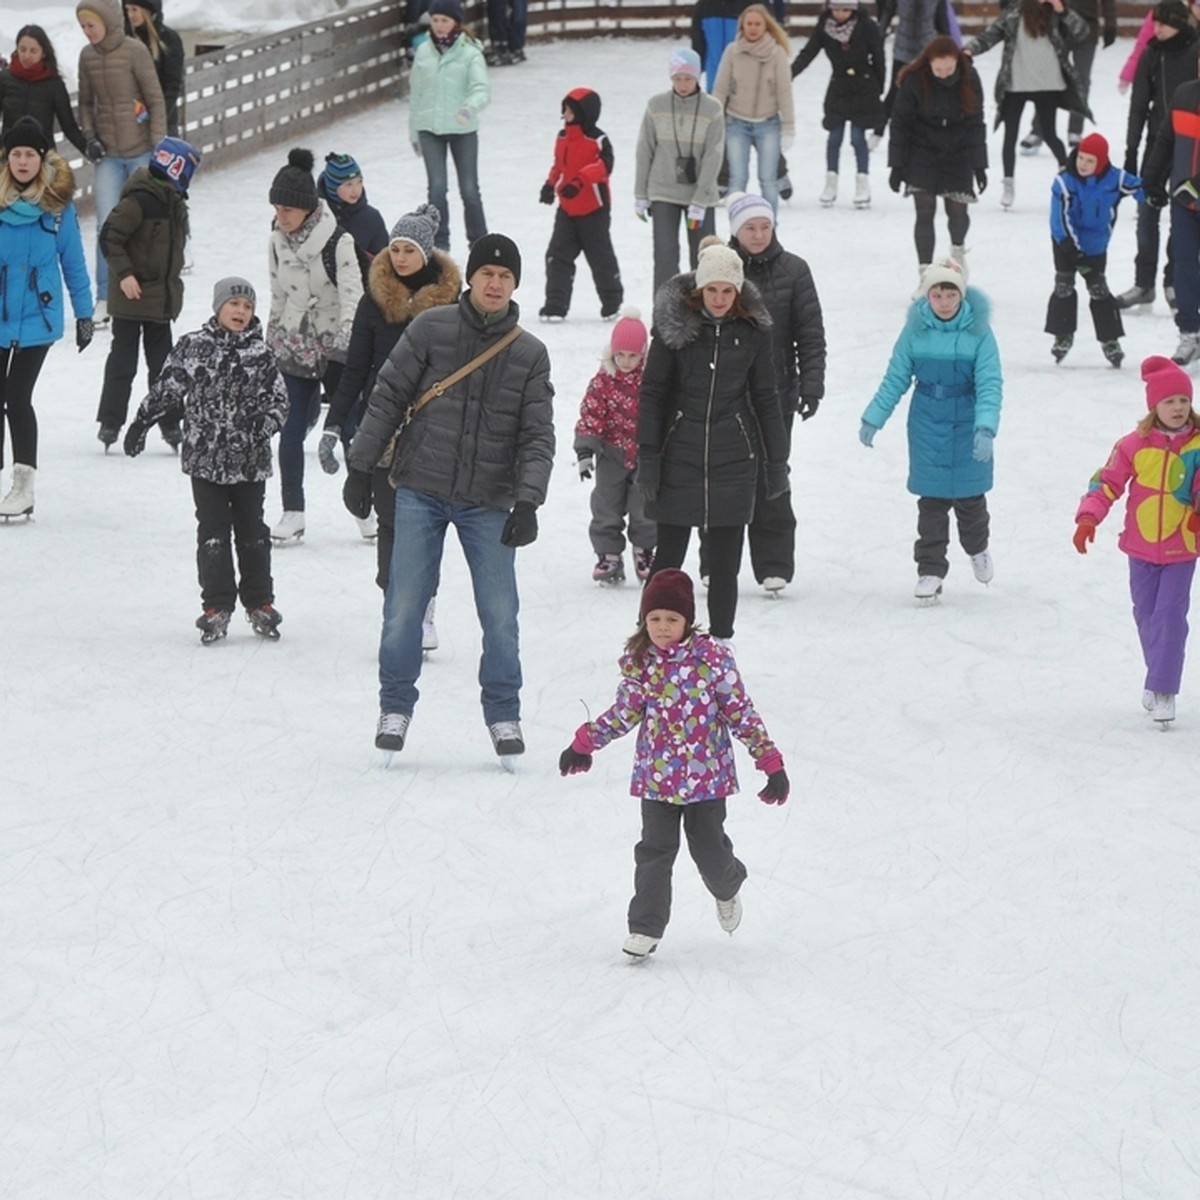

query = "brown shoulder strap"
[{"left": 408, "top": 325, "right": 524, "bottom": 423}]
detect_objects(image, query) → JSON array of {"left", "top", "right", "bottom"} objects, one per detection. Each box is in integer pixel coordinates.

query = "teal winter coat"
[
  {"left": 862, "top": 288, "right": 1002, "bottom": 499},
  {"left": 0, "top": 153, "right": 93, "bottom": 348},
  {"left": 407, "top": 34, "right": 490, "bottom": 140}
]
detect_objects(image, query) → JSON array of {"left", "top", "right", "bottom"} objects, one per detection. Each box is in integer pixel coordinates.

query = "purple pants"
[{"left": 1129, "top": 557, "right": 1196, "bottom": 694}]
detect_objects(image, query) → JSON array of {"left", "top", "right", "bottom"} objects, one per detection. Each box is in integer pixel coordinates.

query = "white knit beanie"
[
  {"left": 914, "top": 256, "right": 968, "bottom": 300},
  {"left": 695, "top": 242, "right": 744, "bottom": 290},
  {"left": 726, "top": 191, "right": 775, "bottom": 238}
]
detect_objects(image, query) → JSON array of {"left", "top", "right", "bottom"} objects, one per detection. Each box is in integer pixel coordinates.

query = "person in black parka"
[
  {"left": 0, "top": 26, "right": 88, "bottom": 157},
  {"left": 124, "top": 0, "right": 185, "bottom": 137},
  {"left": 638, "top": 236, "right": 790, "bottom": 640},
  {"left": 889, "top": 36, "right": 988, "bottom": 269}
]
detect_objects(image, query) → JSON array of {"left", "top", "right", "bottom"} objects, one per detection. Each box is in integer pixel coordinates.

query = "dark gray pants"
[
  {"left": 589, "top": 455, "right": 656, "bottom": 557},
  {"left": 628, "top": 798, "right": 746, "bottom": 938},
  {"left": 651, "top": 202, "right": 715, "bottom": 295},
  {"left": 915, "top": 494, "right": 989, "bottom": 578}
]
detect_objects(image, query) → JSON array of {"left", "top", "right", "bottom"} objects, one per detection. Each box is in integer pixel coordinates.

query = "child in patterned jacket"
[
  {"left": 558, "top": 568, "right": 789, "bottom": 958},
  {"left": 1074, "top": 355, "right": 1200, "bottom": 726},
  {"left": 573, "top": 307, "right": 656, "bottom": 585},
  {"left": 124, "top": 277, "right": 290, "bottom": 644}
]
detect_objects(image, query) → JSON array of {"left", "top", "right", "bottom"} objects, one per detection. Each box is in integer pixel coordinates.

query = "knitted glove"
[
  {"left": 123, "top": 418, "right": 151, "bottom": 458},
  {"left": 763, "top": 461, "right": 790, "bottom": 500},
  {"left": 859, "top": 420, "right": 878, "bottom": 448},
  {"left": 972, "top": 429, "right": 994, "bottom": 462},
  {"left": 635, "top": 198, "right": 651, "bottom": 222},
  {"left": 974, "top": 168, "right": 987, "bottom": 195},
  {"left": 1073, "top": 519, "right": 1096, "bottom": 554},
  {"left": 342, "top": 468, "right": 374, "bottom": 519},
  {"left": 558, "top": 746, "right": 593, "bottom": 775},
  {"left": 560, "top": 179, "right": 581, "bottom": 200},
  {"left": 85, "top": 136, "right": 105, "bottom": 163},
  {"left": 686, "top": 203, "right": 705, "bottom": 230},
  {"left": 1147, "top": 187, "right": 1169, "bottom": 209},
  {"left": 318, "top": 430, "right": 341, "bottom": 475},
  {"left": 758, "top": 769, "right": 789, "bottom": 804},
  {"left": 454, "top": 105, "right": 474, "bottom": 127},
  {"left": 577, "top": 452, "right": 594, "bottom": 481},
  {"left": 539, "top": 183, "right": 555, "bottom": 205},
  {"left": 500, "top": 500, "right": 538, "bottom": 547},
  {"left": 76, "top": 317, "right": 94, "bottom": 352},
  {"left": 636, "top": 453, "right": 661, "bottom": 502},
  {"left": 798, "top": 396, "right": 820, "bottom": 421}
]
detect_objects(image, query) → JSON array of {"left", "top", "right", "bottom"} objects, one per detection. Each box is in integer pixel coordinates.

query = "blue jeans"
[
  {"left": 278, "top": 373, "right": 322, "bottom": 511},
  {"left": 826, "top": 122, "right": 869, "bottom": 174},
  {"left": 93, "top": 153, "right": 151, "bottom": 299},
  {"left": 379, "top": 487, "right": 522, "bottom": 722},
  {"left": 724, "top": 115, "right": 781, "bottom": 213},
  {"left": 418, "top": 131, "right": 487, "bottom": 251},
  {"left": 1170, "top": 202, "right": 1200, "bottom": 334}
]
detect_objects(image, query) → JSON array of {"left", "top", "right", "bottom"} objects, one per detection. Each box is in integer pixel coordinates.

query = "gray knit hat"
[
  {"left": 269, "top": 147, "right": 317, "bottom": 211},
  {"left": 389, "top": 202, "right": 441, "bottom": 263},
  {"left": 213, "top": 276, "right": 257, "bottom": 315}
]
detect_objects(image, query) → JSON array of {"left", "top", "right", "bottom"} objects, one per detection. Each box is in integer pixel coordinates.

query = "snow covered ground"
[{"left": 4, "top": 26, "right": 1199, "bottom": 1200}]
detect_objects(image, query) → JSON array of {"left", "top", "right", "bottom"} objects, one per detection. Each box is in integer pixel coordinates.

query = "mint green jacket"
[{"left": 408, "top": 34, "right": 490, "bottom": 139}]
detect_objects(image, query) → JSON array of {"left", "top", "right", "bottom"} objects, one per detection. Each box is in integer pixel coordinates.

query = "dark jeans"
[
  {"left": 748, "top": 407, "right": 796, "bottom": 583},
  {"left": 486, "top": 0, "right": 527, "bottom": 50},
  {"left": 0, "top": 344, "right": 50, "bottom": 468},
  {"left": 654, "top": 522, "right": 744, "bottom": 639},
  {"left": 419, "top": 130, "right": 487, "bottom": 251},
  {"left": 1170, "top": 202, "right": 1200, "bottom": 333},
  {"left": 278, "top": 373, "right": 322, "bottom": 512},
  {"left": 651, "top": 201, "right": 715, "bottom": 295},
  {"left": 1134, "top": 199, "right": 1174, "bottom": 291},
  {"left": 191, "top": 476, "right": 273, "bottom": 611},
  {"left": 826, "top": 122, "right": 869, "bottom": 174},
  {"left": 912, "top": 192, "right": 969, "bottom": 265},
  {"left": 915, "top": 494, "right": 989, "bottom": 578},
  {"left": 96, "top": 318, "right": 173, "bottom": 430},
  {"left": 1045, "top": 241, "right": 1123, "bottom": 343},
  {"left": 543, "top": 207, "right": 623, "bottom": 318},
  {"left": 1000, "top": 92, "right": 1067, "bottom": 177},
  {"left": 628, "top": 798, "right": 746, "bottom": 938}
]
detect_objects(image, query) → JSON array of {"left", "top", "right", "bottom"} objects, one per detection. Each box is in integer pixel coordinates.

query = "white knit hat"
[
  {"left": 914, "top": 256, "right": 968, "bottom": 300},
  {"left": 726, "top": 191, "right": 775, "bottom": 238},
  {"left": 695, "top": 241, "right": 744, "bottom": 290}
]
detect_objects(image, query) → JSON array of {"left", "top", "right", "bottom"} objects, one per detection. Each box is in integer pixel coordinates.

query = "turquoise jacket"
[
  {"left": 863, "top": 288, "right": 1003, "bottom": 499},
  {"left": 408, "top": 33, "right": 490, "bottom": 139}
]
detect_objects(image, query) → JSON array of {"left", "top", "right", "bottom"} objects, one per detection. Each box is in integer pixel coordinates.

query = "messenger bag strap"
[{"left": 407, "top": 325, "right": 524, "bottom": 424}]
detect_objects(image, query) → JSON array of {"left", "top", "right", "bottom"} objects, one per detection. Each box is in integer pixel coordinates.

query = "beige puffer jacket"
[
  {"left": 76, "top": 0, "right": 167, "bottom": 157},
  {"left": 712, "top": 35, "right": 795, "bottom": 137}
]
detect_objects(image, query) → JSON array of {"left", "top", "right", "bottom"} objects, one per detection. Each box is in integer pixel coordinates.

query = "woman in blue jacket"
[
  {"left": 859, "top": 256, "right": 1003, "bottom": 601},
  {"left": 0, "top": 117, "right": 94, "bottom": 520}
]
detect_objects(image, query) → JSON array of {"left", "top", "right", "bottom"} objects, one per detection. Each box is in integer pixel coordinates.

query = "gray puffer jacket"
[{"left": 348, "top": 296, "right": 555, "bottom": 512}]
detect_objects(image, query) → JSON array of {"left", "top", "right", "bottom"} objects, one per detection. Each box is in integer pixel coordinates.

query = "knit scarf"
[
  {"left": 433, "top": 28, "right": 462, "bottom": 53},
  {"left": 7, "top": 54, "right": 54, "bottom": 83},
  {"left": 824, "top": 13, "right": 857, "bottom": 45}
]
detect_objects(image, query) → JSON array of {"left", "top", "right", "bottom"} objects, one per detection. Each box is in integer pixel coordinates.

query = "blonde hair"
[
  {"left": 0, "top": 153, "right": 56, "bottom": 209},
  {"left": 135, "top": 16, "right": 164, "bottom": 62},
  {"left": 738, "top": 4, "right": 791, "bottom": 52}
]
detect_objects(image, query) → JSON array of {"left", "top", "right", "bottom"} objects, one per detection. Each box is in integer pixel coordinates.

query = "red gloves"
[{"left": 1073, "top": 520, "right": 1096, "bottom": 554}]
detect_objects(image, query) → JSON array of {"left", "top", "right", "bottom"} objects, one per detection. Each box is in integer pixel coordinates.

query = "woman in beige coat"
[
  {"left": 75, "top": 0, "right": 166, "bottom": 313},
  {"left": 712, "top": 4, "right": 794, "bottom": 215}
]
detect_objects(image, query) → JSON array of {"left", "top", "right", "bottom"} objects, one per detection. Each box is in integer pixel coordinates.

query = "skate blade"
[
  {"left": 916, "top": 594, "right": 941, "bottom": 607},
  {"left": 252, "top": 627, "right": 281, "bottom": 640},
  {"left": 270, "top": 533, "right": 304, "bottom": 545},
  {"left": 0, "top": 511, "right": 32, "bottom": 522},
  {"left": 499, "top": 755, "right": 520, "bottom": 774},
  {"left": 199, "top": 631, "right": 227, "bottom": 645},
  {"left": 1154, "top": 719, "right": 1174, "bottom": 731}
]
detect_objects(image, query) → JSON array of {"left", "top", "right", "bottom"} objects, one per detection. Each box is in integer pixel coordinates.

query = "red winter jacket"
[
  {"left": 544, "top": 87, "right": 613, "bottom": 218},
  {"left": 573, "top": 363, "right": 642, "bottom": 472}
]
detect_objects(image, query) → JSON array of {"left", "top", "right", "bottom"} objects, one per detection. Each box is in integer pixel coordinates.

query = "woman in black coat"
[
  {"left": 637, "top": 237, "right": 790, "bottom": 640},
  {"left": 124, "top": 0, "right": 185, "bottom": 136},
  {"left": 888, "top": 36, "right": 987, "bottom": 269},
  {"left": 0, "top": 26, "right": 87, "bottom": 156}
]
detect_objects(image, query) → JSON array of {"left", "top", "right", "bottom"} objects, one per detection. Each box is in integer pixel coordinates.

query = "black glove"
[
  {"left": 76, "top": 317, "right": 94, "bottom": 352},
  {"left": 798, "top": 396, "right": 820, "bottom": 421},
  {"left": 764, "top": 461, "right": 790, "bottom": 501},
  {"left": 577, "top": 453, "right": 594, "bottom": 481},
  {"left": 539, "top": 183, "right": 555, "bottom": 205},
  {"left": 558, "top": 746, "right": 593, "bottom": 775},
  {"left": 1103, "top": 24, "right": 1117, "bottom": 48},
  {"left": 123, "top": 418, "right": 150, "bottom": 457},
  {"left": 1147, "top": 187, "right": 1170, "bottom": 209},
  {"left": 974, "top": 168, "right": 987, "bottom": 195},
  {"left": 560, "top": 179, "right": 581, "bottom": 200},
  {"left": 636, "top": 453, "right": 661, "bottom": 502},
  {"left": 1124, "top": 154, "right": 1139, "bottom": 177},
  {"left": 500, "top": 500, "right": 538, "bottom": 547},
  {"left": 758, "top": 769, "right": 790, "bottom": 805},
  {"left": 85, "top": 136, "right": 105, "bottom": 163},
  {"left": 889, "top": 167, "right": 903, "bottom": 194},
  {"left": 342, "top": 468, "right": 374, "bottom": 519}
]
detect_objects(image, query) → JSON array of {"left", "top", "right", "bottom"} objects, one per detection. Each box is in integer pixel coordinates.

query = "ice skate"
[
  {"left": 93, "top": 299, "right": 110, "bottom": 327},
  {"left": 1171, "top": 331, "right": 1200, "bottom": 366},
  {"left": 1102, "top": 340, "right": 1125, "bottom": 368},
  {"left": 1142, "top": 689, "right": 1155, "bottom": 713},
  {"left": 633, "top": 546, "right": 654, "bottom": 583},
  {"left": 819, "top": 171, "right": 838, "bottom": 207},
  {"left": 853, "top": 173, "right": 870, "bottom": 209},
  {"left": 623, "top": 933, "right": 660, "bottom": 958},
  {"left": 1115, "top": 285, "right": 1154, "bottom": 312},
  {"left": 271, "top": 510, "right": 305, "bottom": 543},
  {"left": 195, "top": 607, "right": 231, "bottom": 644},
  {"left": 762, "top": 576, "right": 787, "bottom": 598},
  {"left": 97, "top": 423, "right": 119, "bottom": 451},
  {"left": 1149, "top": 692, "right": 1175, "bottom": 728},
  {"left": 716, "top": 893, "right": 742, "bottom": 934},
  {"left": 970, "top": 551, "right": 994, "bottom": 585},
  {"left": 592, "top": 553, "right": 625, "bottom": 585},
  {"left": 354, "top": 513, "right": 378, "bottom": 540},
  {"left": 421, "top": 597, "right": 438, "bottom": 652},
  {"left": 0, "top": 464, "right": 35, "bottom": 521},
  {"left": 246, "top": 603, "right": 282, "bottom": 640},
  {"left": 1052, "top": 335, "right": 1073, "bottom": 364},
  {"left": 950, "top": 244, "right": 967, "bottom": 268},
  {"left": 1000, "top": 178, "right": 1015, "bottom": 209},
  {"left": 538, "top": 309, "right": 565, "bottom": 324},
  {"left": 914, "top": 575, "right": 943, "bottom": 604},
  {"left": 1020, "top": 132, "right": 1042, "bottom": 155},
  {"left": 489, "top": 720, "right": 525, "bottom": 771},
  {"left": 376, "top": 711, "right": 410, "bottom": 752}
]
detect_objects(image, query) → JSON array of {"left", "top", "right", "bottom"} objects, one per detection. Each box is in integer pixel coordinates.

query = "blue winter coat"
[
  {"left": 0, "top": 154, "right": 93, "bottom": 348},
  {"left": 1050, "top": 158, "right": 1143, "bottom": 257},
  {"left": 862, "top": 288, "right": 1002, "bottom": 499}
]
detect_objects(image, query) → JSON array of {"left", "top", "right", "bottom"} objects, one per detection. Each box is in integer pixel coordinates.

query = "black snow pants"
[
  {"left": 1045, "top": 241, "right": 1124, "bottom": 344},
  {"left": 542, "top": 207, "right": 623, "bottom": 318}
]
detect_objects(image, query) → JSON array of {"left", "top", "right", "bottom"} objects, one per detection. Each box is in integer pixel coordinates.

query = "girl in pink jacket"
[
  {"left": 558, "top": 569, "right": 789, "bottom": 958},
  {"left": 1074, "top": 355, "right": 1200, "bottom": 725}
]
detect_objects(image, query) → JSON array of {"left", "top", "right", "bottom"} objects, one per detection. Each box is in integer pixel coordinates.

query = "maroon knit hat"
[{"left": 640, "top": 568, "right": 695, "bottom": 624}]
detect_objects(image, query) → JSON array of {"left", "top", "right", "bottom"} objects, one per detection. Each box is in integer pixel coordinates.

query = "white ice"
[{"left": 2, "top": 15, "right": 1198, "bottom": 1200}]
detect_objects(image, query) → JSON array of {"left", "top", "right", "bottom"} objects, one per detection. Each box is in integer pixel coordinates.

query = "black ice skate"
[
  {"left": 196, "top": 608, "right": 231, "bottom": 644},
  {"left": 246, "top": 604, "right": 283, "bottom": 640}
]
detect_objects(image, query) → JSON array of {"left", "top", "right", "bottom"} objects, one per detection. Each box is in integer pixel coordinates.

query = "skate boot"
[
  {"left": 195, "top": 607, "right": 231, "bottom": 644},
  {"left": 1020, "top": 132, "right": 1043, "bottom": 155},
  {"left": 950, "top": 244, "right": 967, "bottom": 269},
  {"left": 354, "top": 513, "right": 378, "bottom": 540},
  {"left": 623, "top": 933, "right": 660, "bottom": 958},
  {"left": 1150, "top": 691, "right": 1176, "bottom": 727},
  {"left": 970, "top": 550, "right": 994, "bottom": 584},
  {"left": 271, "top": 511, "right": 305, "bottom": 543},
  {"left": 853, "top": 173, "right": 871, "bottom": 209},
  {"left": 1001, "top": 178, "right": 1015, "bottom": 209},
  {"left": 716, "top": 893, "right": 743, "bottom": 934},
  {"left": 421, "top": 597, "right": 438, "bottom": 651},
  {"left": 762, "top": 576, "right": 787, "bottom": 598},
  {"left": 375, "top": 711, "right": 410, "bottom": 751},
  {"left": 819, "top": 171, "right": 838, "bottom": 207},
  {"left": 1171, "top": 331, "right": 1200, "bottom": 366},
  {"left": 1052, "top": 335, "right": 1074, "bottom": 363},
  {"left": 488, "top": 720, "right": 525, "bottom": 757},
  {"left": 592, "top": 553, "right": 625, "bottom": 585},
  {"left": 1102, "top": 340, "right": 1125, "bottom": 368},
  {"left": 633, "top": 546, "right": 654, "bottom": 583},
  {"left": 0, "top": 464, "right": 35, "bottom": 520},
  {"left": 97, "top": 423, "right": 119, "bottom": 451},
  {"left": 914, "top": 575, "right": 943, "bottom": 603},
  {"left": 246, "top": 603, "right": 283, "bottom": 639},
  {"left": 1115, "top": 285, "right": 1154, "bottom": 312}
]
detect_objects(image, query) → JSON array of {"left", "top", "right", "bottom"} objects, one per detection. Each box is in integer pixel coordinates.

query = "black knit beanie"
[
  {"left": 466, "top": 233, "right": 522, "bottom": 286},
  {"left": 269, "top": 147, "right": 318, "bottom": 211},
  {"left": 3, "top": 116, "right": 51, "bottom": 159}
]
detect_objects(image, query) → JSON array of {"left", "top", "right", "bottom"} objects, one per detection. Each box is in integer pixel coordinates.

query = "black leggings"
[
  {"left": 0, "top": 344, "right": 50, "bottom": 469},
  {"left": 653, "top": 522, "right": 745, "bottom": 639},
  {"left": 912, "top": 192, "right": 970, "bottom": 265},
  {"left": 1000, "top": 92, "right": 1066, "bottom": 177}
]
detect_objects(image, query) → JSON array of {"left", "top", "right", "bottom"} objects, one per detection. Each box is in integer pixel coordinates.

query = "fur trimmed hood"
[
  {"left": 651, "top": 271, "right": 771, "bottom": 350},
  {"left": 0, "top": 151, "right": 77, "bottom": 214},
  {"left": 367, "top": 248, "right": 461, "bottom": 325}
]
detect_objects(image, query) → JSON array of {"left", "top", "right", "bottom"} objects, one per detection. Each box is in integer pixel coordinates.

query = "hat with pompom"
[
  {"left": 269, "top": 147, "right": 318, "bottom": 211},
  {"left": 640, "top": 568, "right": 696, "bottom": 625},
  {"left": 321, "top": 152, "right": 362, "bottom": 199},
  {"left": 610, "top": 306, "right": 648, "bottom": 356},
  {"left": 389, "top": 202, "right": 441, "bottom": 263},
  {"left": 914, "top": 255, "right": 968, "bottom": 300},
  {"left": 1142, "top": 354, "right": 1193, "bottom": 410}
]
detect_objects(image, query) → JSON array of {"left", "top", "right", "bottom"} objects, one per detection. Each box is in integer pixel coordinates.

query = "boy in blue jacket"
[{"left": 1046, "top": 132, "right": 1144, "bottom": 367}]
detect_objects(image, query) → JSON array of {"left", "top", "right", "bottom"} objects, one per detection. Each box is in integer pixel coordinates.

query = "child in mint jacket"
[{"left": 860, "top": 256, "right": 1002, "bottom": 601}]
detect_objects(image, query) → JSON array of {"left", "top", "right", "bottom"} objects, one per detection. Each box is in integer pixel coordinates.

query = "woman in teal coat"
[
  {"left": 859, "top": 257, "right": 1003, "bottom": 601},
  {"left": 0, "top": 117, "right": 93, "bottom": 519}
]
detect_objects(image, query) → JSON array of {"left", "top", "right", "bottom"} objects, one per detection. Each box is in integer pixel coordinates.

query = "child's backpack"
[{"left": 321, "top": 226, "right": 373, "bottom": 289}]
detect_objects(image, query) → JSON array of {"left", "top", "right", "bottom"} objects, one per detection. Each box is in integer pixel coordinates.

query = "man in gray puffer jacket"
[{"left": 346, "top": 233, "right": 555, "bottom": 762}]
